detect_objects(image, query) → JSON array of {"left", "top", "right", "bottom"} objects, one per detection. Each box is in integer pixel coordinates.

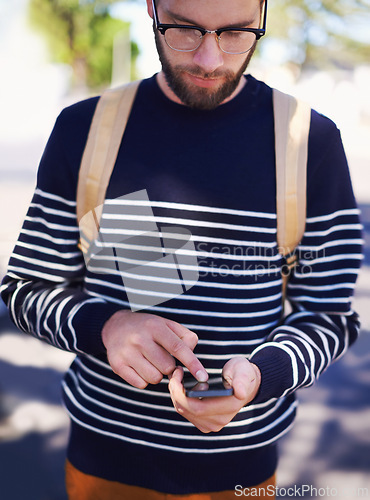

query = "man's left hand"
[{"left": 168, "top": 357, "right": 261, "bottom": 433}]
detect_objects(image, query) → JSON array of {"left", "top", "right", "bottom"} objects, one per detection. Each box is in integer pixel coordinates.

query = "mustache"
[{"left": 178, "top": 65, "right": 233, "bottom": 80}]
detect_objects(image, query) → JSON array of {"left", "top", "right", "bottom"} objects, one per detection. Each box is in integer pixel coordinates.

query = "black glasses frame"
[{"left": 151, "top": 0, "right": 268, "bottom": 53}]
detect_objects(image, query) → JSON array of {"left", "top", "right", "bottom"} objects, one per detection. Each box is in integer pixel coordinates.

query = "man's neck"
[{"left": 156, "top": 71, "right": 246, "bottom": 107}]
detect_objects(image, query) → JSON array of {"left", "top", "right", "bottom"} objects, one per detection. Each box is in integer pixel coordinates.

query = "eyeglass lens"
[{"left": 164, "top": 28, "right": 257, "bottom": 54}]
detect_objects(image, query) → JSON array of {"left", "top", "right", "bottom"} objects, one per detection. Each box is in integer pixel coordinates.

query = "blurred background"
[{"left": 0, "top": 0, "right": 369, "bottom": 498}]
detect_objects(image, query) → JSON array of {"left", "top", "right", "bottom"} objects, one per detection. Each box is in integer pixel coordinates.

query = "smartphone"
[{"left": 184, "top": 375, "right": 234, "bottom": 398}]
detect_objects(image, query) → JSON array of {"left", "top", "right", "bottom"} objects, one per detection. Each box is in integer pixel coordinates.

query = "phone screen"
[{"left": 183, "top": 375, "right": 234, "bottom": 398}]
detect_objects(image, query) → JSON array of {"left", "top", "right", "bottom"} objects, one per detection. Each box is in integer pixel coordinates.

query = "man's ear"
[{"left": 146, "top": 0, "right": 154, "bottom": 19}]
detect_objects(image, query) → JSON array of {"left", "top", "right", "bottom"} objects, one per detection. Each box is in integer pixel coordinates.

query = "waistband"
[{"left": 67, "top": 422, "right": 278, "bottom": 494}]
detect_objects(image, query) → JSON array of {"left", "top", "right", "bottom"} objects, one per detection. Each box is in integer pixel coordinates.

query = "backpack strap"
[
  {"left": 76, "top": 81, "right": 311, "bottom": 299},
  {"left": 77, "top": 80, "right": 141, "bottom": 256},
  {"left": 273, "top": 88, "right": 311, "bottom": 300}
]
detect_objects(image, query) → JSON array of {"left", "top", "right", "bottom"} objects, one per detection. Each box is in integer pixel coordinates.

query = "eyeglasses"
[{"left": 151, "top": 0, "right": 267, "bottom": 55}]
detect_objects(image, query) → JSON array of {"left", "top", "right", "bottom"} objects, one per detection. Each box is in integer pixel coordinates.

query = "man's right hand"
[{"left": 101, "top": 310, "right": 208, "bottom": 389}]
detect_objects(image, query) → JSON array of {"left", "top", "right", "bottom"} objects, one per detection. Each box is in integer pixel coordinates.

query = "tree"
[
  {"left": 28, "top": 0, "right": 139, "bottom": 89},
  {"left": 264, "top": 0, "right": 370, "bottom": 70}
]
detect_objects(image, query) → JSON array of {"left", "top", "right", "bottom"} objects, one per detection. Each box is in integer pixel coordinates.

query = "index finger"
[
  {"left": 165, "top": 319, "right": 199, "bottom": 351},
  {"left": 159, "top": 326, "right": 208, "bottom": 382}
]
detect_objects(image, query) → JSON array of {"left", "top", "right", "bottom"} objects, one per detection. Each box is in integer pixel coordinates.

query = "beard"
[{"left": 154, "top": 29, "right": 256, "bottom": 110}]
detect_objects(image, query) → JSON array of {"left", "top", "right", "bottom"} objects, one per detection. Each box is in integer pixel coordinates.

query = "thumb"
[
  {"left": 223, "top": 357, "right": 260, "bottom": 402},
  {"left": 168, "top": 366, "right": 184, "bottom": 388}
]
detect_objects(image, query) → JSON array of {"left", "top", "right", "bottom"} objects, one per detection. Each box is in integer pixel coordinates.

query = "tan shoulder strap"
[
  {"left": 76, "top": 82, "right": 310, "bottom": 284},
  {"left": 273, "top": 88, "right": 311, "bottom": 298},
  {"left": 77, "top": 80, "right": 141, "bottom": 255}
]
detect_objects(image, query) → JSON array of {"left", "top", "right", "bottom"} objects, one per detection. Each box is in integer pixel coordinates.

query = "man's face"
[{"left": 148, "top": 0, "right": 262, "bottom": 110}]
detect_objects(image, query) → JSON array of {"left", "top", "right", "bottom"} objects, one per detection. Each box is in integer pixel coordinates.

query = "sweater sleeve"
[
  {"left": 249, "top": 115, "right": 363, "bottom": 404},
  {"left": 0, "top": 102, "right": 122, "bottom": 355}
]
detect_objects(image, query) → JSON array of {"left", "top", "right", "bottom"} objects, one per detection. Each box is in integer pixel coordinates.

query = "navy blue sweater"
[{"left": 1, "top": 74, "right": 363, "bottom": 493}]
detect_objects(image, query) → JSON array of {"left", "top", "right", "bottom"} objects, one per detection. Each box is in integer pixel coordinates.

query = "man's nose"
[{"left": 192, "top": 33, "right": 223, "bottom": 74}]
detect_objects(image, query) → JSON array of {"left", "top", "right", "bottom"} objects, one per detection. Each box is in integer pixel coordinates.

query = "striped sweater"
[{"left": 1, "top": 75, "right": 363, "bottom": 494}]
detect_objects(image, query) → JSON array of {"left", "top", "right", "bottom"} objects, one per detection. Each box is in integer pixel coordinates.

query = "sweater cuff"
[
  {"left": 249, "top": 344, "right": 294, "bottom": 404},
  {"left": 70, "top": 300, "right": 124, "bottom": 355}
]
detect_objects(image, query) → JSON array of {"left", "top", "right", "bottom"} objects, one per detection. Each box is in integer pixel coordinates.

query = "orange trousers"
[{"left": 65, "top": 460, "right": 276, "bottom": 499}]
